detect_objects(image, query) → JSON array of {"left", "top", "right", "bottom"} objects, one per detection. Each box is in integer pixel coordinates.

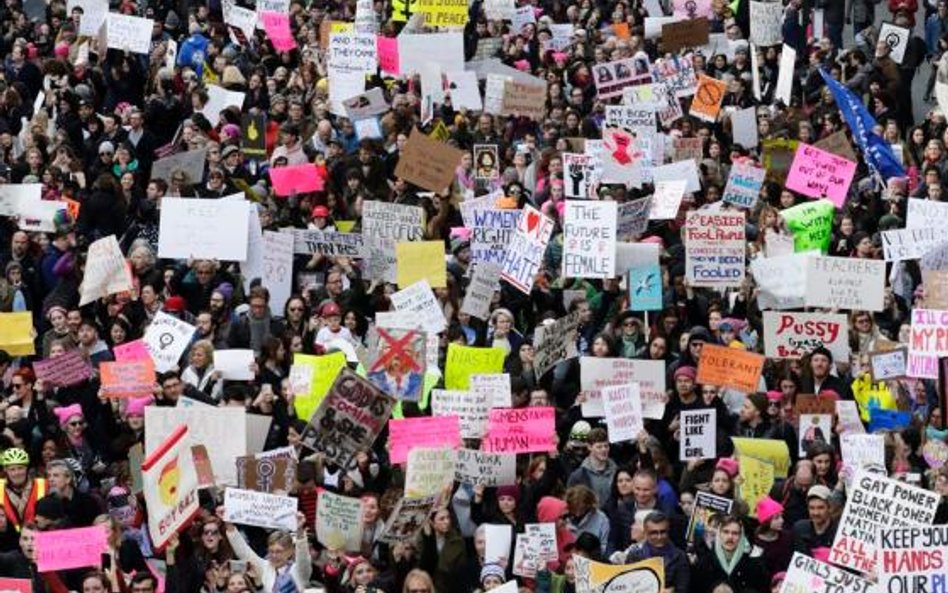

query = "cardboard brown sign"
[
  {"left": 662, "top": 18, "right": 710, "bottom": 53},
  {"left": 235, "top": 455, "right": 297, "bottom": 493},
  {"left": 501, "top": 80, "right": 547, "bottom": 120},
  {"left": 814, "top": 131, "right": 858, "bottom": 163},
  {"left": 794, "top": 394, "right": 836, "bottom": 422},
  {"left": 394, "top": 128, "right": 466, "bottom": 193}
]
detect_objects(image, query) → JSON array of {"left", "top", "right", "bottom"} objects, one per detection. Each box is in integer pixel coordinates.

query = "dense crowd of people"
[{"left": 0, "top": 0, "right": 947, "bottom": 592}]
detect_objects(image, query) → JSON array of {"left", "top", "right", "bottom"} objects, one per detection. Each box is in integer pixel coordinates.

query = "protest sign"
[
  {"left": 580, "top": 358, "right": 666, "bottom": 419},
  {"left": 680, "top": 409, "right": 716, "bottom": 461},
  {"left": 143, "top": 311, "right": 196, "bottom": 373},
  {"left": 684, "top": 211, "right": 745, "bottom": 287},
  {"left": 868, "top": 408, "right": 912, "bottom": 432},
  {"left": 652, "top": 159, "right": 702, "bottom": 194},
  {"left": 799, "top": 414, "right": 833, "bottom": 456},
  {"left": 696, "top": 344, "right": 764, "bottom": 393},
  {"left": 445, "top": 344, "right": 506, "bottom": 390},
  {"left": 749, "top": 1, "right": 783, "bottom": 46},
  {"left": 592, "top": 59, "right": 651, "bottom": 100},
  {"left": 0, "top": 578, "right": 30, "bottom": 593},
  {"left": 32, "top": 350, "right": 92, "bottom": 388},
  {"left": 236, "top": 455, "right": 296, "bottom": 493},
  {"left": 732, "top": 437, "right": 791, "bottom": 477},
  {"left": 775, "top": 44, "right": 796, "bottom": 105},
  {"left": 0, "top": 183, "right": 41, "bottom": 217},
  {"left": 869, "top": 347, "right": 908, "bottom": 381},
  {"left": 617, "top": 196, "right": 653, "bottom": 240},
  {"left": 469, "top": 208, "right": 520, "bottom": 266},
  {"left": 721, "top": 162, "right": 766, "bottom": 209},
  {"left": 750, "top": 253, "right": 810, "bottom": 310},
  {"left": 685, "top": 491, "right": 732, "bottom": 541},
  {"left": 673, "top": 136, "right": 706, "bottom": 163},
  {"left": 151, "top": 148, "right": 207, "bottom": 185},
  {"left": 261, "top": 230, "right": 294, "bottom": 316},
  {"left": 781, "top": 199, "right": 835, "bottom": 253},
  {"left": 292, "top": 352, "right": 347, "bottom": 422},
  {"left": 572, "top": 556, "right": 664, "bottom": 593},
  {"left": 763, "top": 312, "right": 849, "bottom": 361},
  {"left": 839, "top": 434, "right": 886, "bottom": 482},
  {"left": 35, "top": 525, "right": 108, "bottom": 572},
  {"left": 649, "top": 180, "right": 686, "bottom": 220},
  {"left": 105, "top": 13, "right": 153, "bottom": 53},
  {"left": 785, "top": 143, "right": 857, "bottom": 206},
  {"left": 814, "top": 130, "right": 859, "bottom": 162},
  {"left": 224, "top": 488, "right": 297, "bottom": 531},
  {"left": 327, "top": 30, "right": 376, "bottom": 73},
  {"left": 201, "top": 85, "right": 246, "bottom": 126},
  {"left": 837, "top": 401, "right": 866, "bottom": 435},
  {"left": 924, "top": 439, "right": 948, "bottom": 468},
  {"left": 762, "top": 138, "right": 799, "bottom": 185},
  {"left": 689, "top": 75, "right": 726, "bottom": 122},
  {"left": 368, "top": 328, "right": 426, "bottom": 401},
  {"left": 908, "top": 309, "right": 948, "bottom": 380},
  {"left": 662, "top": 18, "right": 709, "bottom": 52},
  {"left": 405, "top": 447, "right": 456, "bottom": 497},
  {"left": 501, "top": 205, "right": 556, "bottom": 293},
  {"left": 362, "top": 200, "right": 425, "bottom": 242},
  {"left": 141, "top": 425, "right": 200, "bottom": 550},
  {"left": 879, "top": 22, "right": 910, "bottom": 63},
  {"left": 380, "top": 495, "right": 438, "bottom": 543},
  {"left": 68, "top": 0, "right": 108, "bottom": 35},
  {"left": 158, "top": 198, "right": 250, "bottom": 261},
  {"left": 0, "top": 312, "right": 34, "bottom": 356},
  {"left": 731, "top": 106, "right": 760, "bottom": 148},
  {"left": 261, "top": 11, "right": 296, "bottom": 51},
  {"left": 454, "top": 448, "right": 517, "bottom": 486},
  {"left": 80, "top": 235, "right": 132, "bottom": 306},
  {"left": 737, "top": 453, "right": 775, "bottom": 514},
  {"left": 461, "top": 263, "right": 501, "bottom": 320},
  {"left": 501, "top": 80, "right": 547, "bottom": 120},
  {"left": 629, "top": 260, "right": 662, "bottom": 311},
  {"left": 395, "top": 128, "right": 465, "bottom": 193},
  {"left": 268, "top": 164, "right": 324, "bottom": 196},
  {"left": 431, "top": 389, "right": 489, "bottom": 439},
  {"left": 113, "top": 339, "right": 149, "bottom": 362},
  {"left": 794, "top": 395, "right": 836, "bottom": 420},
  {"left": 485, "top": 524, "right": 513, "bottom": 568},
  {"left": 805, "top": 257, "right": 885, "bottom": 311},
  {"left": 316, "top": 490, "right": 363, "bottom": 550},
  {"left": 781, "top": 552, "right": 875, "bottom": 593},
  {"left": 882, "top": 226, "right": 948, "bottom": 262},
  {"left": 388, "top": 416, "right": 461, "bottom": 464},
  {"left": 100, "top": 360, "right": 155, "bottom": 398},
  {"left": 396, "top": 241, "right": 447, "bottom": 288},
  {"left": 830, "top": 470, "right": 938, "bottom": 574},
  {"left": 214, "top": 349, "right": 255, "bottom": 381},
  {"left": 907, "top": 197, "right": 948, "bottom": 229},
  {"left": 533, "top": 312, "right": 581, "bottom": 378},
  {"left": 146, "top": 406, "right": 246, "bottom": 486},
  {"left": 299, "top": 368, "right": 395, "bottom": 466},
  {"left": 563, "top": 153, "right": 595, "bottom": 199},
  {"left": 878, "top": 525, "right": 948, "bottom": 593},
  {"left": 483, "top": 407, "right": 556, "bottom": 454},
  {"left": 602, "top": 383, "right": 643, "bottom": 443},
  {"left": 390, "top": 279, "right": 447, "bottom": 333},
  {"left": 605, "top": 105, "right": 656, "bottom": 133},
  {"left": 416, "top": 0, "right": 467, "bottom": 26}
]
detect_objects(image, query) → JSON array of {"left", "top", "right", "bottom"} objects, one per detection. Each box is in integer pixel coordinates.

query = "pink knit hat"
[
  {"left": 125, "top": 396, "right": 153, "bottom": 417},
  {"left": 715, "top": 457, "right": 739, "bottom": 478},
  {"left": 756, "top": 496, "right": 784, "bottom": 524},
  {"left": 54, "top": 403, "right": 83, "bottom": 426}
]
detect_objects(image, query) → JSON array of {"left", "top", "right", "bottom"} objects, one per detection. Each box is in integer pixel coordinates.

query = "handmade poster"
[
  {"left": 379, "top": 495, "right": 438, "bottom": 543},
  {"left": 879, "top": 21, "right": 910, "bottom": 64},
  {"left": 592, "top": 58, "right": 652, "bottom": 100},
  {"left": 454, "top": 448, "right": 517, "bottom": 486},
  {"left": 684, "top": 211, "right": 745, "bottom": 287},
  {"left": 151, "top": 148, "right": 208, "bottom": 185},
  {"left": 32, "top": 350, "right": 92, "bottom": 388},
  {"left": 214, "top": 349, "right": 255, "bottom": 381},
  {"left": 146, "top": 406, "right": 247, "bottom": 486},
  {"left": 292, "top": 230, "right": 365, "bottom": 257},
  {"left": 35, "top": 525, "right": 109, "bottom": 572},
  {"left": 224, "top": 488, "right": 297, "bottom": 531},
  {"left": 689, "top": 75, "right": 726, "bottom": 122},
  {"left": 580, "top": 358, "right": 666, "bottom": 419},
  {"left": 696, "top": 344, "right": 764, "bottom": 393},
  {"left": 830, "top": 470, "right": 938, "bottom": 574},
  {"left": 235, "top": 455, "right": 296, "bottom": 493},
  {"left": 762, "top": 312, "right": 849, "bottom": 361},
  {"left": 908, "top": 309, "right": 948, "bottom": 380},
  {"left": 292, "top": 351, "right": 347, "bottom": 422},
  {"left": 781, "top": 199, "right": 835, "bottom": 253},
  {"left": 471, "top": 373, "right": 512, "bottom": 408},
  {"left": 882, "top": 226, "right": 948, "bottom": 262},
  {"left": 836, "top": 401, "right": 866, "bottom": 435},
  {"left": 785, "top": 143, "right": 857, "bottom": 207},
  {"left": 732, "top": 437, "right": 791, "bottom": 476},
  {"left": 405, "top": 447, "right": 456, "bottom": 497},
  {"left": 775, "top": 44, "right": 796, "bottom": 105},
  {"left": 501, "top": 79, "right": 547, "bottom": 120},
  {"left": 431, "top": 389, "right": 489, "bottom": 439},
  {"left": 158, "top": 198, "right": 250, "bottom": 261},
  {"left": 750, "top": 254, "right": 810, "bottom": 310},
  {"left": 662, "top": 18, "right": 709, "bottom": 53},
  {"left": 299, "top": 368, "right": 395, "bottom": 467},
  {"left": 869, "top": 347, "right": 908, "bottom": 381},
  {"left": 395, "top": 241, "right": 447, "bottom": 288},
  {"left": 388, "top": 416, "right": 461, "bottom": 464},
  {"left": 572, "top": 556, "right": 664, "bottom": 593},
  {"left": 257, "top": 232, "right": 294, "bottom": 315},
  {"left": 749, "top": 1, "right": 783, "bottom": 47},
  {"left": 0, "top": 312, "right": 34, "bottom": 356},
  {"left": 737, "top": 454, "right": 774, "bottom": 514},
  {"left": 473, "top": 145, "right": 500, "bottom": 181},
  {"left": 0, "top": 578, "right": 31, "bottom": 593},
  {"left": 804, "top": 257, "right": 885, "bottom": 311},
  {"left": 628, "top": 262, "right": 662, "bottom": 311},
  {"left": 781, "top": 552, "right": 875, "bottom": 593},
  {"left": 798, "top": 414, "right": 833, "bottom": 456},
  {"left": 141, "top": 425, "right": 200, "bottom": 550},
  {"left": 460, "top": 263, "right": 501, "bottom": 320},
  {"left": 649, "top": 180, "right": 687, "bottom": 220},
  {"left": 80, "top": 235, "right": 132, "bottom": 306},
  {"left": 468, "top": 208, "right": 519, "bottom": 266},
  {"left": 105, "top": 13, "right": 153, "bottom": 53},
  {"left": 839, "top": 434, "right": 886, "bottom": 483},
  {"left": 395, "top": 128, "right": 465, "bottom": 193},
  {"left": 362, "top": 200, "right": 425, "bottom": 242},
  {"left": 685, "top": 491, "right": 732, "bottom": 542},
  {"left": 563, "top": 153, "right": 595, "bottom": 198},
  {"left": 814, "top": 130, "right": 858, "bottom": 163},
  {"left": 721, "top": 163, "right": 766, "bottom": 209},
  {"left": 482, "top": 407, "right": 556, "bottom": 454},
  {"left": 143, "top": 311, "right": 196, "bottom": 373},
  {"left": 100, "top": 360, "right": 155, "bottom": 398},
  {"left": 316, "top": 490, "right": 364, "bottom": 550},
  {"left": 368, "top": 328, "right": 426, "bottom": 401},
  {"left": 500, "top": 205, "right": 555, "bottom": 293},
  {"left": 680, "top": 408, "right": 716, "bottom": 461},
  {"left": 602, "top": 383, "right": 643, "bottom": 443},
  {"left": 533, "top": 312, "right": 581, "bottom": 378}
]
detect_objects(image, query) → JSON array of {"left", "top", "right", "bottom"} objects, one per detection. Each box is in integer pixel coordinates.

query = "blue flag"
[{"left": 819, "top": 69, "right": 906, "bottom": 180}]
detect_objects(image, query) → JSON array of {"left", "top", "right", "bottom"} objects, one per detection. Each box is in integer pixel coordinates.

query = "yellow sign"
[
  {"left": 852, "top": 372, "right": 897, "bottom": 422},
  {"left": 416, "top": 0, "right": 468, "bottom": 26},
  {"left": 444, "top": 344, "right": 505, "bottom": 390},
  {"left": 293, "top": 352, "right": 347, "bottom": 422},
  {"left": 0, "top": 312, "right": 34, "bottom": 356},
  {"left": 731, "top": 437, "right": 790, "bottom": 477},
  {"left": 574, "top": 555, "right": 664, "bottom": 593},
  {"left": 738, "top": 454, "right": 775, "bottom": 515},
  {"left": 335, "top": 220, "right": 356, "bottom": 233},
  {"left": 395, "top": 241, "right": 447, "bottom": 288}
]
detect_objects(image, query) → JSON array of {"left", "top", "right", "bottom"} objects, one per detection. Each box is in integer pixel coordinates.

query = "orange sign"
[
  {"left": 696, "top": 344, "right": 765, "bottom": 393},
  {"left": 100, "top": 359, "right": 156, "bottom": 398},
  {"left": 689, "top": 74, "right": 726, "bottom": 123}
]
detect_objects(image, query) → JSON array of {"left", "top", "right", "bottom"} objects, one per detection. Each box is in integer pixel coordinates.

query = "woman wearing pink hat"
[{"left": 753, "top": 496, "right": 792, "bottom": 576}]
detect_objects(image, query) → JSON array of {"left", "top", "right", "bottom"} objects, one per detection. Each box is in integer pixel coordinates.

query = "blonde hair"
[{"left": 402, "top": 569, "right": 436, "bottom": 593}]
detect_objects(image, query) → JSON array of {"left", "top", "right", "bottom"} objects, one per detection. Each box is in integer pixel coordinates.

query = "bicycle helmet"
[{"left": 1, "top": 448, "right": 29, "bottom": 467}]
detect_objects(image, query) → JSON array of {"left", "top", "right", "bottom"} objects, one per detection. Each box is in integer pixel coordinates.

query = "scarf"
[
  {"left": 713, "top": 535, "right": 750, "bottom": 576},
  {"left": 273, "top": 564, "right": 297, "bottom": 593},
  {"left": 249, "top": 312, "right": 270, "bottom": 354}
]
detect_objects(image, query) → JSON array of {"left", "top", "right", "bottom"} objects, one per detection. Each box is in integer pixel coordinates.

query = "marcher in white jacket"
[{"left": 226, "top": 511, "right": 313, "bottom": 593}]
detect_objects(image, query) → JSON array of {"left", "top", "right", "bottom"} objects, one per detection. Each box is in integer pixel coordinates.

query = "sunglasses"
[{"left": 68, "top": 420, "right": 86, "bottom": 427}]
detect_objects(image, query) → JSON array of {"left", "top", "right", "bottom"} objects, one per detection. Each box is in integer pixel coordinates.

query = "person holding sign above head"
[{"left": 223, "top": 508, "right": 311, "bottom": 593}]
